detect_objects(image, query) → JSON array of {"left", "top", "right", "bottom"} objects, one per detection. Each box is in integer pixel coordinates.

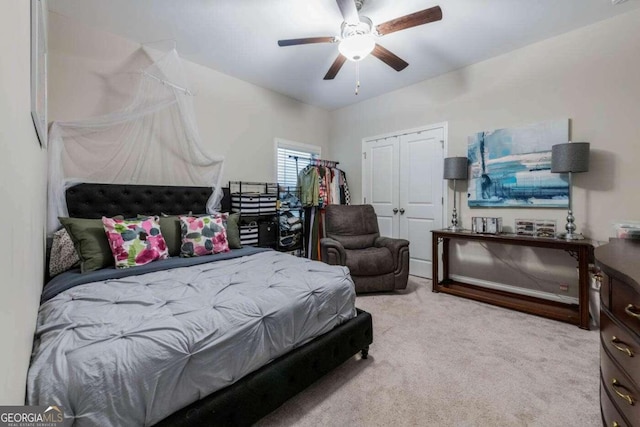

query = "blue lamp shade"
[
  {"left": 551, "top": 143, "right": 590, "bottom": 173},
  {"left": 443, "top": 157, "right": 468, "bottom": 180}
]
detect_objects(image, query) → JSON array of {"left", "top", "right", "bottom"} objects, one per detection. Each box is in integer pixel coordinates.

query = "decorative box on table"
[{"left": 471, "top": 217, "right": 503, "bottom": 234}]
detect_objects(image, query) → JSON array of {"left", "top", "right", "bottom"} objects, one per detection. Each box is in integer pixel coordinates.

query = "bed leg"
[{"left": 361, "top": 346, "right": 369, "bottom": 359}]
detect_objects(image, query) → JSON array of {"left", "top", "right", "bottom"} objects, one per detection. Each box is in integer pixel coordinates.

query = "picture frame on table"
[{"left": 31, "top": 0, "right": 48, "bottom": 148}]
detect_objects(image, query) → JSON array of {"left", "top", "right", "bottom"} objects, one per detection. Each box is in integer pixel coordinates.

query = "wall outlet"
[{"left": 559, "top": 284, "right": 569, "bottom": 292}]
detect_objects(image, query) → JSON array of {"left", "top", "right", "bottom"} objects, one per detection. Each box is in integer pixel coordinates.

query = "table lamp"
[
  {"left": 444, "top": 157, "right": 468, "bottom": 231},
  {"left": 551, "top": 142, "right": 590, "bottom": 240}
]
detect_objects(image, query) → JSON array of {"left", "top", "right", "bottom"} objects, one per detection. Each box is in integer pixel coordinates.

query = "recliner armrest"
[
  {"left": 320, "top": 237, "right": 346, "bottom": 266},
  {"left": 374, "top": 236, "right": 409, "bottom": 271}
]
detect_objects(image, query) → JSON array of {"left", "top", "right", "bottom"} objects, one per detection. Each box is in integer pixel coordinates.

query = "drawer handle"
[
  {"left": 611, "top": 378, "right": 635, "bottom": 406},
  {"left": 625, "top": 304, "right": 640, "bottom": 320},
  {"left": 611, "top": 336, "right": 634, "bottom": 357},
  {"left": 612, "top": 422, "right": 620, "bottom": 427}
]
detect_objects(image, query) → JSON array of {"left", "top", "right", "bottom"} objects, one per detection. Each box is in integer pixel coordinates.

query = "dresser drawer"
[
  {"left": 611, "top": 277, "right": 640, "bottom": 337},
  {"left": 601, "top": 311, "right": 639, "bottom": 387},
  {"left": 601, "top": 349, "right": 640, "bottom": 424},
  {"left": 601, "top": 380, "right": 630, "bottom": 427}
]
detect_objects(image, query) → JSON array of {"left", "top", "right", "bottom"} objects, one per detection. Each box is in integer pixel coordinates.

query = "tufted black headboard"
[{"left": 66, "top": 183, "right": 231, "bottom": 218}]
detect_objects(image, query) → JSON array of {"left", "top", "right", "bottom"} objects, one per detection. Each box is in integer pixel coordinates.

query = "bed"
[{"left": 28, "top": 183, "right": 373, "bottom": 426}]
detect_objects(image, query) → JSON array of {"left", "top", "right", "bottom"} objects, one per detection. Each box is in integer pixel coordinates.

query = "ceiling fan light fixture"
[
  {"left": 338, "top": 33, "right": 375, "bottom": 61},
  {"left": 278, "top": 2, "right": 443, "bottom": 79}
]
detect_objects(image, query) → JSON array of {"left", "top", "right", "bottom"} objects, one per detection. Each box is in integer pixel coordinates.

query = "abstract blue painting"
[{"left": 467, "top": 119, "right": 569, "bottom": 208}]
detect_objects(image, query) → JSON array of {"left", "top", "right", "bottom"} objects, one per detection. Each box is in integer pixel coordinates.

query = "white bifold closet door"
[{"left": 363, "top": 127, "right": 444, "bottom": 278}]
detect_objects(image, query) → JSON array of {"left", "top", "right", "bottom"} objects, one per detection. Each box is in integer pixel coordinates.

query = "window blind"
[{"left": 276, "top": 145, "right": 319, "bottom": 190}]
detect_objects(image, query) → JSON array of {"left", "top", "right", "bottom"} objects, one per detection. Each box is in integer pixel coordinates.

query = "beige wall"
[
  {"left": 48, "top": 12, "right": 331, "bottom": 184},
  {"left": 330, "top": 9, "right": 640, "bottom": 244},
  {"left": 7, "top": 1, "right": 636, "bottom": 407},
  {"left": 0, "top": 0, "right": 48, "bottom": 404},
  {"left": 329, "top": 10, "right": 640, "bottom": 297}
]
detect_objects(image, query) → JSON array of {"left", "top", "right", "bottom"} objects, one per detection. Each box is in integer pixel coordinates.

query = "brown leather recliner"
[{"left": 320, "top": 204, "right": 410, "bottom": 293}]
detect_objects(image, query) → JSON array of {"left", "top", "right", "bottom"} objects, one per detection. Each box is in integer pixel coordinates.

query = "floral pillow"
[
  {"left": 179, "top": 215, "right": 230, "bottom": 257},
  {"left": 102, "top": 216, "right": 169, "bottom": 268},
  {"left": 216, "top": 212, "right": 242, "bottom": 249}
]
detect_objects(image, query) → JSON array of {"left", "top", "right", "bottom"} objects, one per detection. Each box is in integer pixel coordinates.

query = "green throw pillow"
[
  {"left": 59, "top": 217, "right": 121, "bottom": 273},
  {"left": 225, "top": 213, "right": 242, "bottom": 249},
  {"left": 159, "top": 216, "right": 182, "bottom": 257}
]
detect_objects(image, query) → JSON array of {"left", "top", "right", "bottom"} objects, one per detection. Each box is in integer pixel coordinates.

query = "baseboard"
[{"left": 448, "top": 274, "right": 578, "bottom": 304}]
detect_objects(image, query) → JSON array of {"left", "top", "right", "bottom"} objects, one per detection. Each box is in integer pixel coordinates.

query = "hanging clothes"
[
  {"left": 317, "top": 166, "right": 328, "bottom": 208},
  {"left": 338, "top": 170, "right": 346, "bottom": 205},
  {"left": 298, "top": 161, "right": 350, "bottom": 260},
  {"left": 299, "top": 166, "right": 319, "bottom": 207},
  {"left": 308, "top": 207, "right": 320, "bottom": 260},
  {"left": 340, "top": 170, "right": 351, "bottom": 205},
  {"left": 298, "top": 163, "right": 349, "bottom": 207}
]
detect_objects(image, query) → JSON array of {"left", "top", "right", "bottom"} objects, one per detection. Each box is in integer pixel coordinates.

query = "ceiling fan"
[{"left": 277, "top": 0, "right": 443, "bottom": 80}]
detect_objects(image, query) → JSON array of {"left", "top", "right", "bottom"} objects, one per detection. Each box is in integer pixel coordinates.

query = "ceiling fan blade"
[
  {"left": 371, "top": 44, "right": 409, "bottom": 72},
  {"left": 324, "top": 54, "right": 347, "bottom": 80},
  {"left": 278, "top": 37, "right": 336, "bottom": 47},
  {"left": 376, "top": 6, "right": 442, "bottom": 36},
  {"left": 336, "top": 0, "right": 360, "bottom": 25}
]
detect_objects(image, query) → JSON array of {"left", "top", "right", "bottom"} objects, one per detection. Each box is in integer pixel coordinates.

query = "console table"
[{"left": 431, "top": 230, "right": 594, "bottom": 329}]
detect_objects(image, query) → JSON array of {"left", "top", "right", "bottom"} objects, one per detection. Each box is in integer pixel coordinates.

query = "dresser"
[{"left": 595, "top": 239, "right": 640, "bottom": 427}]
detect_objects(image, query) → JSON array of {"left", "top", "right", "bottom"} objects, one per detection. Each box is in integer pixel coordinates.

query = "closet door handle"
[
  {"left": 393, "top": 208, "right": 399, "bottom": 214},
  {"left": 399, "top": 208, "right": 405, "bottom": 215}
]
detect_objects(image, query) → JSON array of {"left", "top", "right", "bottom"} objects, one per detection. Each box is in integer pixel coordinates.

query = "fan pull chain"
[{"left": 355, "top": 61, "right": 360, "bottom": 95}]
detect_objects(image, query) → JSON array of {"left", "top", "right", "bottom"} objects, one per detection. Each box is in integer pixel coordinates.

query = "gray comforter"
[{"left": 27, "top": 250, "right": 356, "bottom": 426}]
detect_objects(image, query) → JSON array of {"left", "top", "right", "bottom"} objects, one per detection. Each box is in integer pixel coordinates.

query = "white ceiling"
[{"left": 48, "top": 0, "right": 640, "bottom": 110}]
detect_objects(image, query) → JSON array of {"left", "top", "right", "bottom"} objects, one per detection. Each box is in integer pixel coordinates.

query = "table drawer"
[
  {"left": 611, "top": 277, "right": 640, "bottom": 337},
  {"left": 601, "top": 311, "right": 639, "bottom": 386},
  {"left": 601, "top": 380, "right": 630, "bottom": 427},
  {"left": 601, "top": 348, "right": 640, "bottom": 424}
]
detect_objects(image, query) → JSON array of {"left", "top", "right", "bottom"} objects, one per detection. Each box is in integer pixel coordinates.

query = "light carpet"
[{"left": 257, "top": 276, "right": 600, "bottom": 427}]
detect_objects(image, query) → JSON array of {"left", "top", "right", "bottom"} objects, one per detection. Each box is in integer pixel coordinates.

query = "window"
[{"left": 275, "top": 139, "right": 321, "bottom": 190}]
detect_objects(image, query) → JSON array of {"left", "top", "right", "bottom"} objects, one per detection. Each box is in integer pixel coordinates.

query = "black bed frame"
[{"left": 65, "top": 183, "right": 373, "bottom": 426}]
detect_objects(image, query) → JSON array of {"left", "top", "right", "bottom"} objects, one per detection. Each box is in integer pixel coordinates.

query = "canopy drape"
[{"left": 47, "top": 49, "right": 224, "bottom": 233}]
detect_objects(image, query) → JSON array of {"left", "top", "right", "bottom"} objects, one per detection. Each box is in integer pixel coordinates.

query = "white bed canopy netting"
[{"left": 47, "top": 48, "right": 224, "bottom": 234}]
